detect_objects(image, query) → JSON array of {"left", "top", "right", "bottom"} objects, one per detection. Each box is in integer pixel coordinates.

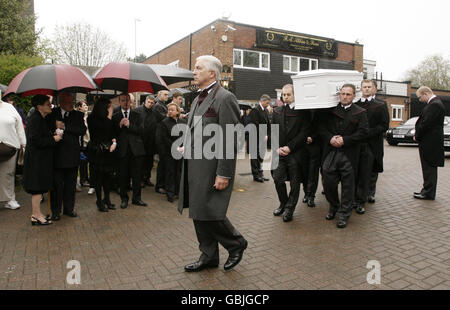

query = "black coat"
[
  {"left": 415, "top": 97, "right": 445, "bottom": 167},
  {"left": 134, "top": 105, "right": 158, "bottom": 155},
  {"left": 48, "top": 107, "right": 87, "bottom": 169},
  {"left": 271, "top": 105, "right": 310, "bottom": 181},
  {"left": 22, "top": 110, "right": 56, "bottom": 193},
  {"left": 153, "top": 100, "right": 168, "bottom": 123},
  {"left": 87, "top": 114, "right": 116, "bottom": 171},
  {"left": 356, "top": 98, "right": 389, "bottom": 172},
  {"left": 112, "top": 109, "right": 146, "bottom": 158},
  {"left": 249, "top": 104, "right": 271, "bottom": 148},
  {"left": 318, "top": 104, "right": 369, "bottom": 173},
  {"left": 155, "top": 117, "right": 187, "bottom": 157}
]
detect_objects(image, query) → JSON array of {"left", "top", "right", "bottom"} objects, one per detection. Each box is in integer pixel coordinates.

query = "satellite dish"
[{"left": 222, "top": 11, "right": 232, "bottom": 20}]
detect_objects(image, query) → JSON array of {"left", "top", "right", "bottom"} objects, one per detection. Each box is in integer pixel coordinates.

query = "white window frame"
[
  {"left": 283, "top": 55, "right": 318, "bottom": 73},
  {"left": 233, "top": 49, "right": 270, "bottom": 71},
  {"left": 392, "top": 105, "right": 403, "bottom": 121}
]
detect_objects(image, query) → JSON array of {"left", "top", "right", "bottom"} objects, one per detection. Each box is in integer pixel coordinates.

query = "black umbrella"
[{"left": 148, "top": 64, "right": 193, "bottom": 85}]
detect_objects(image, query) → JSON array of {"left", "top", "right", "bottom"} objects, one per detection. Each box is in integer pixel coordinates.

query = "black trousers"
[
  {"left": 301, "top": 143, "right": 322, "bottom": 198},
  {"left": 163, "top": 155, "right": 182, "bottom": 197},
  {"left": 79, "top": 160, "right": 89, "bottom": 184},
  {"left": 272, "top": 155, "right": 302, "bottom": 210},
  {"left": 419, "top": 150, "right": 438, "bottom": 199},
  {"left": 250, "top": 156, "right": 264, "bottom": 179},
  {"left": 51, "top": 167, "right": 78, "bottom": 215},
  {"left": 193, "top": 218, "right": 247, "bottom": 263},
  {"left": 118, "top": 150, "right": 143, "bottom": 202},
  {"left": 142, "top": 152, "right": 154, "bottom": 182},
  {"left": 155, "top": 153, "right": 166, "bottom": 191},
  {"left": 368, "top": 172, "right": 379, "bottom": 197},
  {"left": 355, "top": 144, "right": 375, "bottom": 205},
  {"left": 322, "top": 150, "right": 355, "bottom": 220},
  {"left": 90, "top": 164, "right": 113, "bottom": 204}
]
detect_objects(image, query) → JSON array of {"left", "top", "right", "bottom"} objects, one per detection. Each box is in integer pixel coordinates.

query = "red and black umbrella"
[
  {"left": 93, "top": 62, "right": 168, "bottom": 93},
  {"left": 4, "top": 64, "right": 98, "bottom": 97},
  {"left": 148, "top": 64, "right": 193, "bottom": 86}
]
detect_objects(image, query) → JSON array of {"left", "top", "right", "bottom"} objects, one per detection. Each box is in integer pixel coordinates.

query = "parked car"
[{"left": 386, "top": 116, "right": 450, "bottom": 151}]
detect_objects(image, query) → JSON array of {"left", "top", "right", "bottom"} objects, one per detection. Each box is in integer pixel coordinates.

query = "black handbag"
[{"left": 0, "top": 142, "right": 17, "bottom": 162}]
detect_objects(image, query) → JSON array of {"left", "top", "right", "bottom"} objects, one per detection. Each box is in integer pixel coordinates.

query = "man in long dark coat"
[
  {"left": 271, "top": 84, "right": 310, "bottom": 222},
  {"left": 413, "top": 86, "right": 445, "bottom": 200},
  {"left": 178, "top": 55, "right": 247, "bottom": 272},
  {"left": 49, "top": 92, "right": 87, "bottom": 220},
  {"left": 248, "top": 94, "right": 271, "bottom": 182},
  {"left": 319, "top": 84, "right": 368, "bottom": 228},
  {"left": 354, "top": 80, "right": 389, "bottom": 214}
]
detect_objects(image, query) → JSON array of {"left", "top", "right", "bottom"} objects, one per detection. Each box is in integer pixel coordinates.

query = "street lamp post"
[{"left": 134, "top": 18, "right": 141, "bottom": 107}]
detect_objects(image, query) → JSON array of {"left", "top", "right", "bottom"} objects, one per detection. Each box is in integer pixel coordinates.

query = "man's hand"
[
  {"left": 307, "top": 137, "right": 313, "bottom": 144},
  {"left": 336, "top": 136, "right": 344, "bottom": 147},
  {"left": 53, "top": 135, "right": 62, "bottom": 142},
  {"left": 120, "top": 118, "right": 130, "bottom": 128},
  {"left": 330, "top": 136, "right": 343, "bottom": 148},
  {"left": 277, "top": 146, "right": 291, "bottom": 157},
  {"left": 109, "top": 143, "right": 117, "bottom": 153},
  {"left": 413, "top": 136, "right": 417, "bottom": 142},
  {"left": 214, "top": 176, "right": 229, "bottom": 191},
  {"left": 177, "top": 146, "right": 184, "bottom": 154},
  {"left": 56, "top": 120, "right": 65, "bottom": 129}
]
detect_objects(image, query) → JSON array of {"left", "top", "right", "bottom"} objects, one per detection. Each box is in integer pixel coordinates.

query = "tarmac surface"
[{"left": 0, "top": 141, "right": 449, "bottom": 290}]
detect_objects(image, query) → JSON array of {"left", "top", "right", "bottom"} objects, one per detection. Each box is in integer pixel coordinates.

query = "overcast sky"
[{"left": 35, "top": 0, "right": 450, "bottom": 81}]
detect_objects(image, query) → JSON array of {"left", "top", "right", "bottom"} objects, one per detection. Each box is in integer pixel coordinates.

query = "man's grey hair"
[{"left": 197, "top": 55, "right": 222, "bottom": 81}]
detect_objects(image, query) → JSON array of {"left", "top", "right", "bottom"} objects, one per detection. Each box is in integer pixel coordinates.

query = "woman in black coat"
[
  {"left": 87, "top": 97, "right": 117, "bottom": 212},
  {"left": 155, "top": 102, "right": 186, "bottom": 202},
  {"left": 23, "top": 95, "right": 62, "bottom": 226}
]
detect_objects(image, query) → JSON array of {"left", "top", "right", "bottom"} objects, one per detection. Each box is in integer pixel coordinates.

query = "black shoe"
[
  {"left": 302, "top": 196, "right": 308, "bottom": 203},
  {"left": 282, "top": 209, "right": 294, "bottom": 222},
  {"left": 355, "top": 205, "right": 365, "bottom": 214},
  {"left": 413, "top": 193, "right": 434, "bottom": 200},
  {"left": 325, "top": 212, "right": 336, "bottom": 220},
  {"left": 51, "top": 215, "right": 61, "bottom": 221},
  {"left": 307, "top": 198, "right": 315, "bottom": 208},
  {"left": 63, "top": 211, "right": 77, "bottom": 218},
  {"left": 337, "top": 218, "right": 348, "bottom": 228},
  {"left": 262, "top": 177, "right": 270, "bottom": 181},
  {"left": 145, "top": 181, "right": 155, "bottom": 187},
  {"left": 31, "top": 216, "right": 52, "bottom": 226},
  {"left": 273, "top": 204, "right": 286, "bottom": 216},
  {"left": 96, "top": 201, "right": 108, "bottom": 212},
  {"left": 253, "top": 177, "right": 264, "bottom": 183},
  {"left": 120, "top": 201, "right": 128, "bottom": 209},
  {"left": 184, "top": 260, "right": 219, "bottom": 272},
  {"left": 167, "top": 195, "right": 174, "bottom": 203},
  {"left": 132, "top": 200, "right": 147, "bottom": 206},
  {"left": 367, "top": 196, "right": 376, "bottom": 203},
  {"left": 103, "top": 200, "right": 116, "bottom": 210},
  {"left": 224, "top": 241, "right": 248, "bottom": 271}
]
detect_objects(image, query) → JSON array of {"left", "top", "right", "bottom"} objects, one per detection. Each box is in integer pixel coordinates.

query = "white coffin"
[{"left": 291, "top": 69, "right": 364, "bottom": 110}]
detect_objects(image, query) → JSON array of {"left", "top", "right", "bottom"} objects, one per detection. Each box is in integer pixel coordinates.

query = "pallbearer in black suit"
[
  {"left": 112, "top": 94, "right": 147, "bottom": 209},
  {"left": 300, "top": 109, "right": 322, "bottom": 208},
  {"left": 354, "top": 80, "right": 389, "bottom": 214},
  {"left": 319, "top": 84, "right": 368, "bottom": 228},
  {"left": 179, "top": 55, "right": 247, "bottom": 272},
  {"left": 49, "top": 92, "right": 87, "bottom": 220},
  {"left": 271, "top": 84, "right": 310, "bottom": 222},
  {"left": 249, "top": 94, "right": 271, "bottom": 182},
  {"left": 413, "top": 86, "right": 445, "bottom": 200}
]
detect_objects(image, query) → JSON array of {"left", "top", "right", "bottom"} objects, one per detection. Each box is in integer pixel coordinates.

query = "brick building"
[{"left": 144, "top": 19, "right": 363, "bottom": 104}]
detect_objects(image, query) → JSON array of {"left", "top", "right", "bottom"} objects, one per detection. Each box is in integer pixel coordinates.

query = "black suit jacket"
[
  {"left": 271, "top": 105, "right": 310, "bottom": 157},
  {"left": 318, "top": 104, "right": 368, "bottom": 172},
  {"left": 48, "top": 107, "right": 86, "bottom": 169},
  {"left": 112, "top": 109, "right": 146, "bottom": 158},
  {"left": 415, "top": 97, "right": 445, "bottom": 167},
  {"left": 356, "top": 98, "right": 389, "bottom": 172}
]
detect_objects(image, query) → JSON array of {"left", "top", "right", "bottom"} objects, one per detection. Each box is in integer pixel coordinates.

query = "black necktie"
[
  {"left": 64, "top": 111, "right": 69, "bottom": 120},
  {"left": 124, "top": 111, "right": 128, "bottom": 119},
  {"left": 197, "top": 89, "right": 209, "bottom": 105}
]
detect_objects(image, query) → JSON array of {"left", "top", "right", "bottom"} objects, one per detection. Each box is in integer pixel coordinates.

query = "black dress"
[
  {"left": 23, "top": 110, "right": 56, "bottom": 194},
  {"left": 87, "top": 114, "right": 116, "bottom": 172}
]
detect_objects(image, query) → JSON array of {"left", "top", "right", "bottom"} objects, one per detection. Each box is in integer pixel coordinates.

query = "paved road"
[{"left": 0, "top": 142, "right": 449, "bottom": 290}]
